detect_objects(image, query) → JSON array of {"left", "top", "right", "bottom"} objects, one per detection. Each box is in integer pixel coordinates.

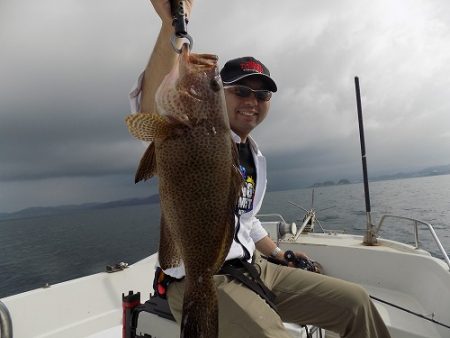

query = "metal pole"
[
  {"left": 354, "top": 76, "right": 377, "bottom": 245},
  {"left": 0, "top": 300, "right": 13, "bottom": 338}
]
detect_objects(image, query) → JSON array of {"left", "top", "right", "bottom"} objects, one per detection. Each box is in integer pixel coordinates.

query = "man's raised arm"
[{"left": 140, "top": 0, "right": 194, "bottom": 113}]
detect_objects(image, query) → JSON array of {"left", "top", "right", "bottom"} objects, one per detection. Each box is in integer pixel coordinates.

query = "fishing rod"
[
  {"left": 354, "top": 76, "right": 377, "bottom": 245},
  {"left": 370, "top": 295, "right": 450, "bottom": 330},
  {"left": 170, "top": 0, "right": 193, "bottom": 53}
]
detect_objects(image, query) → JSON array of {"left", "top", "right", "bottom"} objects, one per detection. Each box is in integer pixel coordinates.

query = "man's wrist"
[
  {"left": 160, "top": 23, "right": 174, "bottom": 36},
  {"left": 270, "top": 247, "right": 282, "bottom": 258}
]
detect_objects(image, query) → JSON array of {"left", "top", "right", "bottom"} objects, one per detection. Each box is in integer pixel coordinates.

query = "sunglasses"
[{"left": 224, "top": 85, "right": 272, "bottom": 102}]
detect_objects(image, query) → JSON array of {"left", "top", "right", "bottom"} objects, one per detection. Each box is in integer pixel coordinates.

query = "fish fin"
[
  {"left": 125, "top": 112, "right": 173, "bottom": 142},
  {"left": 135, "top": 142, "right": 157, "bottom": 183},
  {"left": 181, "top": 275, "right": 218, "bottom": 338},
  {"left": 158, "top": 211, "right": 182, "bottom": 270}
]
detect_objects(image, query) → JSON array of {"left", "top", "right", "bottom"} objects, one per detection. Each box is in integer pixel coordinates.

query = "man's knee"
[
  {"left": 346, "top": 283, "right": 372, "bottom": 313},
  {"left": 217, "top": 285, "right": 291, "bottom": 338}
]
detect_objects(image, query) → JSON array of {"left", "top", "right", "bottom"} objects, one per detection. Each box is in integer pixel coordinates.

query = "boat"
[
  {"left": 2, "top": 78, "right": 450, "bottom": 338},
  {"left": 1, "top": 207, "right": 449, "bottom": 338}
]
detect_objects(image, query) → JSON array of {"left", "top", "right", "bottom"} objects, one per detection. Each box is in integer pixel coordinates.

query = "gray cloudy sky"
[{"left": 1, "top": 0, "right": 450, "bottom": 213}]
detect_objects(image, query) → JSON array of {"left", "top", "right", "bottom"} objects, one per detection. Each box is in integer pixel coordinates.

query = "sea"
[{"left": 1, "top": 174, "right": 449, "bottom": 299}]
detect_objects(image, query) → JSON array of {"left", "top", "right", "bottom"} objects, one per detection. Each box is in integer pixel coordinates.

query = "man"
[{"left": 130, "top": 1, "right": 391, "bottom": 337}]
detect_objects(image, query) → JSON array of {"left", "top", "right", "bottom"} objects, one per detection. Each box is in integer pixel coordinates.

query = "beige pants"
[{"left": 167, "top": 255, "right": 391, "bottom": 338}]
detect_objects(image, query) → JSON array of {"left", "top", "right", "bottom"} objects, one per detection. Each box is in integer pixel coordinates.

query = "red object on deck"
[{"left": 122, "top": 291, "right": 141, "bottom": 338}]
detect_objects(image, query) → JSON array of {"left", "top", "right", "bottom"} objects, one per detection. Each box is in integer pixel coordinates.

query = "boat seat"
[{"left": 142, "top": 294, "right": 176, "bottom": 322}]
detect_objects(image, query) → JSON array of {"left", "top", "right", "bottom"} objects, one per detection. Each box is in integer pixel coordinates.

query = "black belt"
[{"left": 218, "top": 258, "right": 278, "bottom": 312}]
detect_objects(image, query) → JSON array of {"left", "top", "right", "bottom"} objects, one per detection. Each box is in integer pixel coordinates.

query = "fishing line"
[{"left": 370, "top": 295, "right": 450, "bottom": 330}]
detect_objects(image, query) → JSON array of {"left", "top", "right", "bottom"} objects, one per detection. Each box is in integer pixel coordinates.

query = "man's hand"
[
  {"left": 255, "top": 236, "right": 321, "bottom": 273},
  {"left": 285, "top": 250, "right": 322, "bottom": 273},
  {"left": 292, "top": 250, "right": 310, "bottom": 262},
  {"left": 150, "top": 0, "right": 194, "bottom": 27}
]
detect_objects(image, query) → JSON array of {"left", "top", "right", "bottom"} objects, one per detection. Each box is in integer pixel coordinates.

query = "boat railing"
[
  {"left": 258, "top": 213, "right": 290, "bottom": 225},
  {"left": 376, "top": 214, "right": 450, "bottom": 271},
  {"left": 0, "top": 300, "right": 13, "bottom": 338}
]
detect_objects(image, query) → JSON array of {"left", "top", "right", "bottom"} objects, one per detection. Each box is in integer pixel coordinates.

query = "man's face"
[{"left": 224, "top": 77, "right": 271, "bottom": 141}]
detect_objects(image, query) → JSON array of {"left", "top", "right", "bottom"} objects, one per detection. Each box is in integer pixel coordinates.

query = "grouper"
[{"left": 125, "top": 46, "right": 242, "bottom": 338}]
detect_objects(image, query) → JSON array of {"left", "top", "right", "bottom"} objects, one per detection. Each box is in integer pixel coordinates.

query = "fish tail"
[{"left": 180, "top": 275, "right": 218, "bottom": 338}]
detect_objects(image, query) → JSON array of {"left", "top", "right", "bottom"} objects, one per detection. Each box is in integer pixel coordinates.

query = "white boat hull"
[{"left": 2, "top": 231, "right": 449, "bottom": 337}]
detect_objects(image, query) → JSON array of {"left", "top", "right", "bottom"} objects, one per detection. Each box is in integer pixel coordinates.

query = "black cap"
[{"left": 220, "top": 56, "right": 277, "bottom": 92}]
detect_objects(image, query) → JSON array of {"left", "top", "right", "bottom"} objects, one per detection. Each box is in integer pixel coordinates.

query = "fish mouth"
[
  {"left": 188, "top": 53, "right": 218, "bottom": 68},
  {"left": 179, "top": 50, "right": 220, "bottom": 101},
  {"left": 181, "top": 45, "right": 218, "bottom": 68}
]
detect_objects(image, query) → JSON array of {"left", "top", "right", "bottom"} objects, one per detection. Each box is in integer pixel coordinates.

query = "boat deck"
[
  {"left": 82, "top": 285, "right": 442, "bottom": 338},
  {"left": 364, "top": 285, "right": 442, "bottom": 338},
  {"left": 2, "top": 233, "right": 449, "bottom": 338},
  {"left": 86, "top": 326, "right": 120, "bottom": 338}
]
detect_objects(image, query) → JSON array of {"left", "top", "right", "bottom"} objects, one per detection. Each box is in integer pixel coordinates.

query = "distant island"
[
  {"left": 369, "top": 163, "right": 450, "bottom": 181},
  {"left": 0, "top": 194, "right": 161, "bottom": 222},
  {"left": 309, "top": 164, "right": 450, "bottom": 188},
  {"left": 310, "top": 179, "right": 351, "bottom": 187}
]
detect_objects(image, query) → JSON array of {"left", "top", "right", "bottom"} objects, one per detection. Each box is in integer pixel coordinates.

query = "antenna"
[{"left": 354, "top": 76, "right": 377, "bottom": 245}]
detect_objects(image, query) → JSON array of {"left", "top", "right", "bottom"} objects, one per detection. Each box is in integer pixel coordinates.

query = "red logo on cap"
[{"left": 240, "top": 61, "right": 263, "bottom": 74}]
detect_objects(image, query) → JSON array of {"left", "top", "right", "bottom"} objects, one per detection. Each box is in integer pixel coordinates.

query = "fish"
[{"left": 125, "top": 46, "right": 242, "bottom": 338}]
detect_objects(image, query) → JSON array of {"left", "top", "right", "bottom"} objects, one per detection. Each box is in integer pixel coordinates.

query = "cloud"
[{"left": 1, "top": 0, "right": 450, "bottom": 212}]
